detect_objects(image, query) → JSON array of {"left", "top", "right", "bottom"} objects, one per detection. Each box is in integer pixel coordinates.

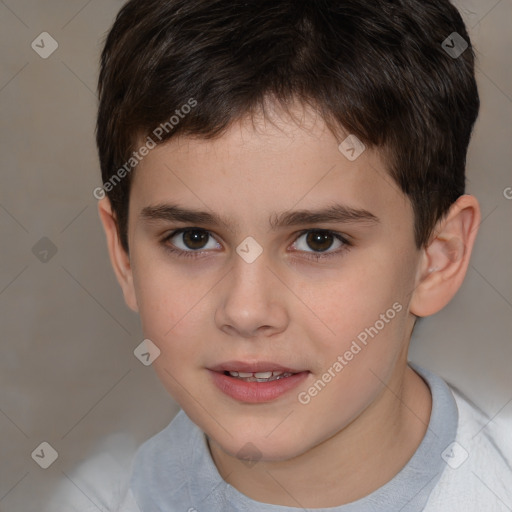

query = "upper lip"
[{"left": 209, "top": 361, "right": 306, "bottom": 373}]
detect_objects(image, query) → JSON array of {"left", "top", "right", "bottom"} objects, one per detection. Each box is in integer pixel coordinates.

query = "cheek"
[
  {"left": 299, "top": 246, "right": 416, "bottom": 392},
  {"left": 306, "top": 263, "right": 407, "bottom": 346},
  {"left": 132, "top": 245, "right": 193, "bottom": 329},
  {"left": 131, "top": 253, "right": 206, "bottom": 361}
]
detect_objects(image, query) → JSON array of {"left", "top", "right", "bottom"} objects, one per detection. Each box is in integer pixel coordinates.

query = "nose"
[{"left": 214, "top": 252, "right": 289, "bottom": 339}]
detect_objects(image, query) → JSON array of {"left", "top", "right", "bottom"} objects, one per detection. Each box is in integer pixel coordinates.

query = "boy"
[{"left": 95, "top": 0, "right": 512, "bottom": 510}]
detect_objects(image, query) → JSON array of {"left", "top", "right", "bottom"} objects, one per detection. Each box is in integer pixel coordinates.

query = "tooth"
[
  {"left": 229, "top": 371, "right": 239, "bottom": 377},
  {"left": 237, "top": 372, "right": 253, "bottom": 378},
  {"left": 254, "top": 371, "right": 273, "bottom": 379},
  {"left": 271, "top": 371, "right": 284, "bottom": 377}
]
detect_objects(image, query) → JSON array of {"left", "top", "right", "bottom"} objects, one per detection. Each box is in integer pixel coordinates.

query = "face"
[{"left": 125, "top": 105, "right": 422, "bottom": 461}]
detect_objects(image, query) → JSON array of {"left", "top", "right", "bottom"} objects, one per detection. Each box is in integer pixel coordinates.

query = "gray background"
[{"left": 0, "top": 0, "right": 511, "bottom": 510}]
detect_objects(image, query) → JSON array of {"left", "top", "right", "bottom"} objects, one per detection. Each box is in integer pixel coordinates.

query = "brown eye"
[
  {"left": 305, "top": 231, "right": 335, "bottom": 252},
  {"left": 291, "top": 229, "right": 349, "bottom": 259},
  {"left": 165, "top": 228, "right": 220, "bottom": 254},
  {"left": 181, "top": 230, "right": 209, "bottom": 250}
]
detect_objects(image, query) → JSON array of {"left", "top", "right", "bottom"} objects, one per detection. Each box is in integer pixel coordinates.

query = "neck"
[{"left": 208, "top": 364, "right": 432, "bottom": 508}]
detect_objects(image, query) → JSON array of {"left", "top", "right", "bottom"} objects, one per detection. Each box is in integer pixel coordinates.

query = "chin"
[{"left": 209, "top": 426, "right": 311, "bottom": 464}]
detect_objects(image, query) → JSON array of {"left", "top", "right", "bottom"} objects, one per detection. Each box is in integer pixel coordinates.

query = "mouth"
[
  {"left": 223, "top": 370, "right": 295, "bottom": 382},
  {"left": 208, "top": 361, "right": 310, "bottom": 403}
]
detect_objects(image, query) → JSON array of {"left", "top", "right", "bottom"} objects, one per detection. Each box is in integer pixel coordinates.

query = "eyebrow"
[{"left": 139, "top": 203, "right": 379, "bottom": 231}]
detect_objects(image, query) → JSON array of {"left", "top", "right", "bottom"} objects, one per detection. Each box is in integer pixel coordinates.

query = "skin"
[{"left": 98, "top": 102, "right": 480, "bottom": 508}]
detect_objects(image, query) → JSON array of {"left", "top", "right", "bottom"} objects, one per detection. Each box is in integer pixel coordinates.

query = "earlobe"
[
  {"left": 410, "top": 195, "right": 481, "bottom": 317},
  {"left": 97, "top": 198, "right": 139, "bottom": 312}
]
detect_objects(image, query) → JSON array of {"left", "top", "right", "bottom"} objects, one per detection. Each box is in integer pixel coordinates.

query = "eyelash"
[{"left": 160, "top": 228, "right": 352, "bottom": 261}]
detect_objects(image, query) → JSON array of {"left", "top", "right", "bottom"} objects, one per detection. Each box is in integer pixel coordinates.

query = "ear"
[
  {"left": 97, "top": 197, "right": 139, "bottom": 312},
  {"left": 410, "top": 194, "right": 480, "bottom": 317}
]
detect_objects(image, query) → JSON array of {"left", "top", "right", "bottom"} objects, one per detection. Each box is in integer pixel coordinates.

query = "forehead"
[{"left": 130, "top": 106, "right": 410, "bottom": 232}]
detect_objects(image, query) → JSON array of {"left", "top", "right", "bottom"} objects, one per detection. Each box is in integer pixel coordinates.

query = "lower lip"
[{"left": 209, "top": 370, "right": 309, "bottom": 403}]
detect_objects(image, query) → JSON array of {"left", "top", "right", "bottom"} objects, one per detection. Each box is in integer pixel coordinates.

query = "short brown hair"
[{"left": 96, "top": 0, "right": 479, "bottom": 254}]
